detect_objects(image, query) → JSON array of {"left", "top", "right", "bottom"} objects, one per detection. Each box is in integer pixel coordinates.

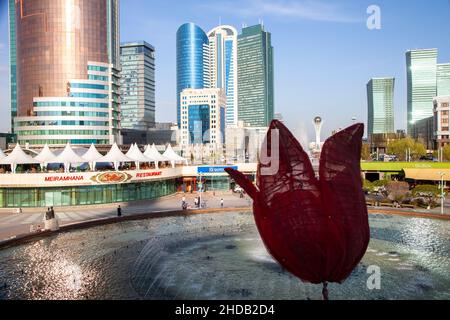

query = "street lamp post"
[
  {"left": 198, "top": 173, "right": 203, "bottom": 208},
  {"left": 438, "top": 172, "right": 446, "bottom": 215}
]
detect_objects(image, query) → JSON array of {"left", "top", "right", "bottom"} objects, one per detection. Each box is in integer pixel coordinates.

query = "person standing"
[
  {"left": 220, "top": 198, "right": 224, "bottom": 208},
  {"left": 182, "top": 196, "right": 186, "bottom": 210},
  {"left": 117, "top": 205, "right": 122, "bottom": 217}
]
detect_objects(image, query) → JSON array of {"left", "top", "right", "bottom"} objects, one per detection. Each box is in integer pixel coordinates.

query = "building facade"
[
  {"left": 437, "top": 63, "right": 450, "bottom": 96},
  {"left": 207, "top": 26, "right": 238, "bottom": 127},
  {"left": 10, "top": 0, "right": 121, "bottom": 146},
  {"left": 433, "top": 96, "right": 450, "bottom": 148},
  {"left": 176, "top": 23, "right": 209, "bottom": 127},
  {"left": 179, "top": 88, "right": 226, "bottom": 150},
  {"left": 411, "top": 116, "right": 435, "bottom": 150},
  {"left": 8, "top": 0, "right": 17, "bottom": 133},
  {"left": 237, "top": 24, "right": 274, "bottom": 127},
  {"left": 367, "top": 78, "right": 395, "bottom": 137},
  {"left": 406, "top": 49, "right": 438, "bottom": 134},
  {"left": 120, "top": 41, "right": 156, "bottom": 131},
  {"left": 225, "top": 121, "right": 267, "bottom": 163}
]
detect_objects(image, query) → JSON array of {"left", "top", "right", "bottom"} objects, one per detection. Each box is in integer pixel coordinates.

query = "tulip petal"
[{"left": 319, "top": 123, "right": 370, "bottom": 282}]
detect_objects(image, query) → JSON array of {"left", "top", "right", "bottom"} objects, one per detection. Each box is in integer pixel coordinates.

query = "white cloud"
[{"left": 199, "top": 0, "right": 361, "bottom": 23}]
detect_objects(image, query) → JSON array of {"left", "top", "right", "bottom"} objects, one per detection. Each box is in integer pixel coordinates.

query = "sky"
[{"left": 0, "top": 0, "right": 449, "bottom": 143}]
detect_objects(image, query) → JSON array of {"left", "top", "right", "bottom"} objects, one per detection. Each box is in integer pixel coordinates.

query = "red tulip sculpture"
[{"left": 225, "top": 120, "right": 370, "bottom": 300}]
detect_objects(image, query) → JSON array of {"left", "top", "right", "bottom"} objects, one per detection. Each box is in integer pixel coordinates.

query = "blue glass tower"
[{"left": 176, "top": 23, "right": 209, "bottom": 127}]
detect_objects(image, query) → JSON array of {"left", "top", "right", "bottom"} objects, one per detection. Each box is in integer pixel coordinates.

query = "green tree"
[
  {"left": 442, "top": 144, "right": 450, "bottom": 161},
  {"left": 361, "top": 143, "right": 371, "bottom": 161},
  {"left": 387, "top": 138, "right": 427, "bottom": 161}
]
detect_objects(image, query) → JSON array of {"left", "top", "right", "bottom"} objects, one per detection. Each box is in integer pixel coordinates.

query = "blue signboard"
[{"left": 197, "top": 166, "right": 238, "bottom": 174}]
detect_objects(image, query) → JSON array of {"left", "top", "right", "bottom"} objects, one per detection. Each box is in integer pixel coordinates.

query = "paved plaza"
[{"left": 0, "top": 191, "right": 252, "bottom": 242}]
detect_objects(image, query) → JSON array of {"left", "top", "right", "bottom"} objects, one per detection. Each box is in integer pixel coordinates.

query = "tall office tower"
[
  {"left": 107, "top": 0, "right": 120, "bottom": 68},
  {"left": 237, "top": 24, "right": 274, "bottom": 127},
  {"left": 406, "top": 48, "right": 438, "bottom": 134},
  {"left": 207, "top": 26, "right": 238, "bottom": 127},
  {"left": 120, "top": 41, "right": 156, "bottom": 131},
  {"left": 179, "top": 88, "right": 226, "bottom": 148},
  {"left": 437, "top": 63, "right": 450, "bottom": 96},
  {"left": 8, "top": 0, "right": 17, "bottom": 133},
  {"left": 367, "top": 78, "right": 395, "bottom": 137},
  {"left": 10, "top": 0, "right": 121, "bottom": 146},
  {"left": 176, "top": 23, "right": 209, "bottom": 127}
]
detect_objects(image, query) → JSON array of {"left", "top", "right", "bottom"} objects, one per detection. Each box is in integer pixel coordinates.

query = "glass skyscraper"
[
  {"left": 207, "top": 26, "right": 238, "bottom": 127},
  {"left": 367, "top": 78, "right": 395, "bottom": 136},
  {"left": 406, "top": 48, "right": 438, "bottom": 134},
  {"left": 437, "top": 63, "right": 450, "bottom": 96},
  {"left": 9, "top": 0, "right": 121, "bottom": 146},
  {"left": 8, "top": 0, "right": 17, "bottom": 133},
  {"left": 120, "top": 41, "right": 156, "bottom": 130},
  {"left": 176, "top": 23, "right": 209, "bottom": 127},
  {"left": 237, "top": 24, "right": 274, "bottom": 127}
]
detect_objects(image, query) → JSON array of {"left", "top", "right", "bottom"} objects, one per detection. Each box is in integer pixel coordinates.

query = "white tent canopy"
[
  {"left": 126, "top": 144, "right": 154, "bottom": 170},
  {"left": 50, "top": 143, "right": 87, "bottom": 172},
  {"left": 163, "top": 144, "right": 188, "bottom": 167},
  {"left": 144, "top": 144, "right": 170, "bottom": 169},
  {"left": 82, "top": 143, "right": 103, "bottom": 170},
  {"left": 0, "top": 144, "right": 40, "bottom": 173},
  {"left": 97, "top": 142, "right": 132, "bottom": 171},
  {"left": 34, "top": 144, "right": 56, "bottom": 165}
]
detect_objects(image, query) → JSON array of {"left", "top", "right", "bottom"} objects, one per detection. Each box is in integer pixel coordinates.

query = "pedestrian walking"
[
  {"left": 117, "top": 205, "right": 122, "bottom": 217},
  {"left": 220, "top": 198, "right": 224, "bottom": 208}
]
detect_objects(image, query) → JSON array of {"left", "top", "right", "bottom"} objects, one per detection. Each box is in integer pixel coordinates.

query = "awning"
[
  {"left": 34, "top": 144, "right": 56, "bottom": 164},
  {"left": 404, "top": 168, "right": 450, "bottom": 182}
]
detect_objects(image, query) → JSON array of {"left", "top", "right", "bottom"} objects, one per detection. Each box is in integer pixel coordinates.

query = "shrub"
[
  {"left": 363, "top": 180, "right": 374, "bottom": 192},
  {"left": 386, "top": 181, "right": 410, "bottom": 203},
  {"left": 372, "top": 180, "right": 389, "bottom": 187},
  {"left": 412, "top": 185, "right": 440, "bottom": 197},
  {"left": 412, "top": 185, "right": 440, "bottom": 208}
]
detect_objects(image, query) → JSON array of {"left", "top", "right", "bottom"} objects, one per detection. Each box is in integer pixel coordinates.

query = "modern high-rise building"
[
  {"left": 9, "top": 0, "right": 121, "bottom": 146},
  {"left": 176, "top": 23, "right": 209, "bottom": 127},
  {"left": 179, "top": 88, "right": 226, "bottom": 148},
  {"left": 433, "top": 96, "right": 450, "bottom": 148},
  {"left": 437, "top": 63, "right": 450, "bottom": 97},
  {"left": 406, "top": 48, "right": 438, "bottom": 134},
  {"left": 8, "top": 0, "right": 17, "bottom": 133},
  {"left": 207, "top": 26, "right": 238, "bottom": 127},
  {"left": 367, "top": 78, "right": 395, "bottom": 137},
  {"left": 237, "top": 24, "right": 274, "bottom": 127},
  {"left": 120, "top": 41, "right": 156, "bottom": 131}
]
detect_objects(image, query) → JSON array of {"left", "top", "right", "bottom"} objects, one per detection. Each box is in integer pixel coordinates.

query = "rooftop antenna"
[{"left": 219, "top": 16, "right": 222, "bottom": 26}]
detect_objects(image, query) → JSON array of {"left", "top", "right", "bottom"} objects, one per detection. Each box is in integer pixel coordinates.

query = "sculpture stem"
[{"left": 322, "top": 282, "right": 329, "bottom": 300}]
